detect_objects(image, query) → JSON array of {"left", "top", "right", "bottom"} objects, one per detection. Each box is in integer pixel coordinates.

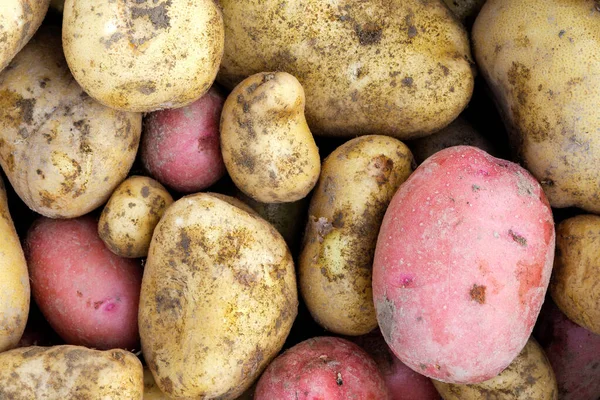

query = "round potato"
[
  {"left": 221, "top": 72, "right": 320, "bottom": 203},
  {"left": 62, "top": 0, "right": 224, "bottom": 112},
  {"left": 0, "top": 345, "right": 143, "bottom": 399},
  {"left": 99, "top": 176, "right": 173, "bottom": 258},
  {"left": 139, "top": 193, "right": 298, "bottom": 399},
  {"left": 0, "top": 27, "right": 141, "bottom": 219},
  {"left": 300, "top": 135, "right": 414, "bottom": 336},
  {"left": 551, "top": 215, "right": 600, "bottom": 335}
]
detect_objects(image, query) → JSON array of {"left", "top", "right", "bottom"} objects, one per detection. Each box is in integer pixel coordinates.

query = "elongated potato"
[
  {"left": 140, "top": 193, "right": 298, "bottom": 399},
  {"left": 0, "top": 176, "right": 30, "bottom": 352},
  {"left": 0, "top": 345, "right": 143, "bottom": 398},
  {"left": 300, "top": 135, "right": 414, "bottom": 336}
]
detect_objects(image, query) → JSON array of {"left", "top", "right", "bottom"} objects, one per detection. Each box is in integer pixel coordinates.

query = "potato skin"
[
  {"left": 62, "top": 0, "right": 224, "bottom": 112},
  {"left": 139, "top": 193, "right": 298, "bottom": 399},
  {"left": 0, "top": 176, "right": 30, "bottom": 352},
  {"left": 551, "top": 215, "right": 600, "bottom": 335},
  {"left": 0, "top": 27, "right": 141, "bottom": 218},
  {"left": 0, "top": 345, "right": 143, "bottom": 399},
  {"left": 373, "top": 146, "right": 555, "bottom": 383},
  {"left": 99, "top": 176, "right": 173, "bottom": 258},
  {"left": 219, "top": 0, "right": 474, "bottom": 139},
  {"left": 299, "top": 135, "right": 414, "bottom": 336},
  {"left": 221, "top": 72, "right": 320, "bottom": 203},
  {"left": 473, "top": 0, "right": 600, "bottom": 213}
]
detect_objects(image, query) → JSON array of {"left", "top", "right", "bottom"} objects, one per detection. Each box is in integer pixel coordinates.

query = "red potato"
[
  {"left": 373, "top": 146, "right": 555, "bottom": 384},
  {"left": 255, "top": 336, "right": 390, "bottom": 400},
  {"left": 141, "top": 87, "right": 226, "bottom": 193},
  {"left": 534, "top": 299, "right": 600, "bottom": 400},
  {"left": 26, "top": 216, "right": 142, "bottom": 350}
]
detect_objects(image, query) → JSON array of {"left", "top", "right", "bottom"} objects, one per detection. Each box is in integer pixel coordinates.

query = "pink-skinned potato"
[
  {"left": 255, "top": 336, "right": 390, "bottom": 400},
  {"left": 373, "top": 146, "right": 555, "bottom": 384},
  {"left": 141, "top": 86, "right": 226, "bottom": 193},
  {"left": 26, "top": 216, "right": 142, "bottom": 350}
]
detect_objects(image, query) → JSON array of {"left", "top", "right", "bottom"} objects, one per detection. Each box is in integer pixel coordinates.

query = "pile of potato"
[{"left": 0, "top": 0, "right": 599, "bottom": 398}]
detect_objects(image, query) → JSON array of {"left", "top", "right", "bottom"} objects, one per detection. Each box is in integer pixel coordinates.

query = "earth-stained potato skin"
[
  {"left": 551, "top": 215, "right": 600, "bottom": 335},
  {"left": 433, "top": 338, "right": 558, "bottom": 400},
  {"left": 219, "top": 0, "right": 474, "bottom": 139},
  {"left": 62, "top": 0, "right": 224, "bottom": 112},
  {"left": 0, "top": 27, "right": 141, "bottom": 219},
  {"left": 473, "top": 0, "right": 600, "bottom": 213},
  {"left": 0, "top": 0, "right": 49, "bottom": 73},
  {"left": 299, "top": 136, "right": 414, "bottom": 336},
  {"left": 99, "top": 176, "right": 173, "bottom": 258},
  {"left": 221, "top": 72, "right": 320, "bottom": 203},
  {"left": 139, "top": 193, "right": 298, "bottom": 399},
  {"left": 0, "top": 176, "right": 30, "bottom": 353},
  {"left": 0, "top": 345, "right": 144, "bottom": 399}
]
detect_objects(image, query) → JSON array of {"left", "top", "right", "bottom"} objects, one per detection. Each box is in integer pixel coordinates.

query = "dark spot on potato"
[
  {"left": 332, "top": 211, "right": 344, "bottom": 228},
  {"left": 336, "top": 372, "right": 343, "bottom": 385},
  {"left": 376, "top": 297, "right": 395, "bottom": 342},
  {"left": 141, "top": 186, "right": 150, "bottom": 198},
  {"left": 402, "top": 77, "right": 414, "bottom": 87},
  {"left": 470, "top": 284, "right": 486, "bottom": 304},
  {"left": 131, "top": 0, "right": 172, "bottom": 29},
  {"left": 370, "top": 155, "right": 394, "bottom": 185},
  {"left": 241, "top": 348, "right": 264, "bottom": 378},
  {"left": 559, "top": 30, "right": 566, "bottom": 38},
  {"left": 314, "top": 217, "right": 333, "bottom": 243},
  {"left": 93, "top": 300, "right": 104, "bottom": 309},
  {"left": 16, "top": 97, "right": 36, "bottom": 125},
  {"left": 509, "top": 229, "right": 528, "bottom": 246},
  {"left": 179, "top": 230, "right": 191, "bottom": 256},
  {"left": 407, "top": 25, "right": 417, "bottom": 38},
  {"left": 101, "top": 32, "right": 124, "bottom": 48},
  {"left": 354, "top": 23, "right": 382, "bottom": 45},
  {"left": 76, "top": 291, "right": 83, "bottom": 297},
  {"left": 160, "top": 376, "right": 174, "bottom": 394},
  {"left": 472, "top": 184, "right": 480, "bottom": 191}
]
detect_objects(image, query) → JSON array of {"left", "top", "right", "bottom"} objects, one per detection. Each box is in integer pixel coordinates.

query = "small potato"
[
  {"left": 0, "top": 345, "right": 143, "bottom": 399},
  {"left": 221, "top": 72, "right": 320, "bottom": 203},
  {"left": 551, "top": 215, "right": 600, "bottom": 335},
  {"left": 99, "top": 176, "right": 173, "bottom": 258},
  {"left": 300, "top": 135, "right": 414, "bottom": 336},
  {"left": 433, "top": 338, "right": 558, "bottom": 399}
]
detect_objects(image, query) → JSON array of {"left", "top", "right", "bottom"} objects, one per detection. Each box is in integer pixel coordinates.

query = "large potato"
[
  {"left": 62, "top": 0, "right": 224, "bottom": 112},
  {"left": 473, "top": 0, "right": 600, "bottom": 213},
  {"left": 0, "top": 176, "right": 30, "bottom": 352},
  {"left": 373, "top": 146, "right": 555, "bottom": 383},
  {"left": 218, "top": 0, "right": 474, "bottom": 139},
  {"left": 139, "top": 193, "right": 298, "bottom": 399},
  {"left": 0, "top": 345, "right": 143, "bottom": 398},
  {"left": 299, "top": 135, "right": 414, "bottom": 336},
  {"left": 0, "top": 27, "right": 141, "bottom": 218}
]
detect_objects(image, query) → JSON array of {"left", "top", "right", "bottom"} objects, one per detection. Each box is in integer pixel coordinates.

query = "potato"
[
  {"left": 221, "top": 72, "right": 320, "bottom": 203},
  {"left": 99, "top": 176, "right": 173, "bottom": 258},
  {"left": 550, "top": 215, "right": 600, "bottom": 335},
  {"left": 62, "top": 0, "right": 224, "bottom": 112},
  {"left": 0, "top": 176, "right": 30, "bottom": 352},
  {"left": 254, "top": 336, "right": 390, "bottom": 399},
  {"left": 373, "top": 146, "right": 555, "bottom": 383},
  {"left": 433, "top": 337, "right": 557, "bottom": 399},
  {"left": 299, "top": 135, "right": 414, "bottom": 336},
  {"left": 141, "top": 87, "right": 226, "bottom": 193},
  {"left": 0, "top": 345, "right": 143, "bottom": 399},
  {"left": 218, "top": 0, "right": 474, "bottom": 139},
  {"left": 473, "top": 0, "right": 600, "bottom": 213},
  {"left": 139, "top": 193, "right": 298, "bottom": 399},
  {"left": 26, "top": 216, "right": 143, "bottom": 350},
  {"left": 0, "top": 0, "right": 49, "bottom": 72},
  {"left": 0, "top": 27, "right": 141, "bottom": 219}
]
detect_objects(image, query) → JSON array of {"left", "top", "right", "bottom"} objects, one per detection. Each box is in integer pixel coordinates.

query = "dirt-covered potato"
[
  {"left": 99, "top": 176, "right": 173, "bottom": 258},
  {"left": 0, "top": 27, "right": 141, "bottom": 219},
  {"left": 0, "top": 345, "right": 143, "bottom": 399},
  {"left": 300, "top": 136, "right": 414, "bottom": 336},
  {"left": 0, "top": 0, "right": 49, "bottom": 72},
  {"left": 551, "top": 215, "right": 600, "bottom": 335},
  {"left": 433, "top": 338, "right": 558, "bottom": 399},
  {"left": 0, "top": 176, "right": 30, "bottom": 353},
  {"left": 473, "top": 0, "right": 600, "bottom": 213},
  {"left": 221, "top": 72, "right": 320, "bottom": 203},
  {"left": 219, "top": 0, "right": 474, "bottom": 139},
  {"left": 139, "top": 193, "right": 298, "bottom": 399},
  {"left": 62, "top": 0, "right": 224, "bottom": 112}
]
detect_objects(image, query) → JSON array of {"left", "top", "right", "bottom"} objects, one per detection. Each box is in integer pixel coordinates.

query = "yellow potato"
[
  {"left": 99, "top": 176, "right": 173, "bottom": 258},
  {"left": 0, "top": 176, "right": 29, "bottom": 353},
  {"left": 0, "top": 27, "right": 141, "bottom": 218},
  {"left": 62, "top": 0, "right": 224, "bottom": 112},
  {"left": 221, "top": 72, "right": 320, "bottom": 203},
  {"left": 140, "top": 193, "right": 298, "bottom": 399},
  {"left": 0, "top": 345, "right": 143, "bottom": 399},
  {"left": 299, "top": 135, "right": 414, "bottom": 335}
]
